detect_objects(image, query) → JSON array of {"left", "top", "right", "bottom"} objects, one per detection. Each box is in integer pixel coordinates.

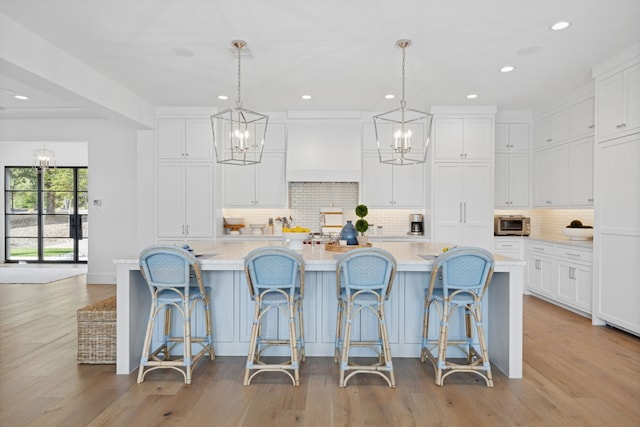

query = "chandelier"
[
  {"left": 33, "top": 147, "right": 56, "bottom": 169},
  {"left": 373, "top": 39, "right": 433, "bottom": 165},
  {"left": 211, "top": 40, "right": 268, "bottom": 166}
]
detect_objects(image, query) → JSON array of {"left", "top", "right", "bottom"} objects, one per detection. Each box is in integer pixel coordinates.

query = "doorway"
[{"left": 4, "top": 166, "right": 88, "bottom": 263}]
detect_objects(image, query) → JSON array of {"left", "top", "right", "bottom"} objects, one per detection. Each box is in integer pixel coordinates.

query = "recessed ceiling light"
[
  {"left": 466, "top": 94, "right": 478, "bottom": 99},
  {"left": 385, "top": 94, "right": 395, "bottom": 99},
  {"left": 500, "top": 65, "right": 515, "bottom": 73},
  {"left": 301, "top": 94, "right": 311, "bottom": 100},
  {"left": 551, "top": 21, "right": 571, "bottom": 31},
  {"left": 14, "top": 94, "right": 29, "bottom": 100},
  {"left": 217, "top": 95, "right": 228, "bottom": 100}
]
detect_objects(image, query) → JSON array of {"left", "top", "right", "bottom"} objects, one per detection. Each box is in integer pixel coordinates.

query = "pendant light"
[
  {"left": 211, "top": 40, "right": 268, "bottom": 165},
  {"left": 373, "top": 39, "right": 433, "bottom": 165},
  {"left": 33, "top": 146, "right": 56, "bottom": 169}
]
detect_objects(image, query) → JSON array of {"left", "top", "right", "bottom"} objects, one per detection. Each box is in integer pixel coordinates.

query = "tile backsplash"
[{"left": 223, "top": 182, "right": 425, "bottom": 236}]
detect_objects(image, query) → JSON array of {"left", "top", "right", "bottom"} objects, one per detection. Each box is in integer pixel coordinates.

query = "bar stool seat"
[
  {"left": 137, "top": 245, "right": 214, "bottom": 384},
  {"left": 243, "top": 247, "right": 305, "bottom": 386},
  {"left": 420, "top": 247, "right": 495, "bottom": 387},
  {"left": 334, "top": 247, "right": 397, "bottom": 387}
]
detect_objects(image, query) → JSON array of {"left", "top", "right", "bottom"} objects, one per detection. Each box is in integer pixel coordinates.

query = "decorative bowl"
[
  {"left": 224, "top": 218, "right": 243, "bottom": 225},
  {"left": 562, "top": 227, "right": 594, "bottom": 240},
  {"left": 283, "top": 232, "right": 309, "bottom": 250}
]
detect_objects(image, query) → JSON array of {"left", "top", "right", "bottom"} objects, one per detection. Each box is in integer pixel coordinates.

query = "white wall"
[{"left": 0, "top": 118, "right": 139, "bottom": 283}]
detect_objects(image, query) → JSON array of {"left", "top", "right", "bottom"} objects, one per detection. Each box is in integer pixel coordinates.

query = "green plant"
[{"left": 355, "top": 204, "right": 369, "bottom": 235}]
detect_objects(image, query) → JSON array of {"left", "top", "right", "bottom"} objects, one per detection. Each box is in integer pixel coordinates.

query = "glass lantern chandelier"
[
  {"left": 33, "top": 146, "right": 56, "bottom": 170},
  {"left": 211, "top": 40, "right": 268, "bottom": 166},
  {"left": 373, "top": 39, "right": 433, "bottom": 165}
]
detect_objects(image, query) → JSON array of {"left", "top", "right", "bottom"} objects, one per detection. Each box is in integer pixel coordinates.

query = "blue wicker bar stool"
[
  {"left": 334, "top": 247, "right": 397, "bottom": 387},
  {"left": 137, "top": 245, "right": 214, "bottom": 384},
  {"left": 420, "top": 247, "right": 495, "bottom": 387},
  {"left": 243, "top": 246, "right": 305, "bottom": 386}
]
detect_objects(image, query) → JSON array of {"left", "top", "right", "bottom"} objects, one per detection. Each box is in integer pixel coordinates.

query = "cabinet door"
[
  {"left": 362, "top": 152, "right": 394, "bottom": 207},
  {"left": 556, "top": 262, "right": 576, "bottom": 303},
  {"left": 557, "top": 261, "right": 592, "bottom": 313},
  {"left": 495, "top": 123, "right": 509, "bottom": 152},
  {"left": 533, "top": 151, "right": 550, "bottom": 206},
  {"left": 624, "top": 62, "right": 640, "bottom": 134},
  {"left": 494, "top": 153, "right": 509, "bottom": 207},
  {"left": 509, "top": 123, "right": 530, "bottom": 152},
  {"left": 185, "top": 119, "right": 213, "bottom": 159},
  {"left": 434, "top": 118, "right": 464, "bottom": 160},
  {"left": 550, "top": 109, "right": 570, "bottom": 145},
  {"left": 157, "top": 163, "right": 186, "bottom": 237},
  {"left": 569, "top": 137, "right": 594, "bottom": 206},
  {"left": 392, "top": 163, "right": 425, "bottom": 207},
  {"left": 224, "top": 163, "right": 256, "bottom": 207},
  {"left": 463, "top": 119, "right": 493, "bottom": 160},
  {"left": 548, "top": 145, "right": 570, "bottom": 206},
  {"left": 534, "top": 115, "right": 552, "bottom": 148},
  {"left": 157, "top": 119, "right": 186, "bottom": 159},
  {"left": 538, "top": 257, "right": 555, "bottom": 296},
  {"left": 597, "top": 71, "right": 624, "bottom": 140},
  {"left": 433, "top": 163, "right": 464, "bottom": 244},
  {"left": 509, "top": 153, "right": 530, "bottom": 207},
  {"left": 570, "top": 98, "right": 594, "bottom": 139},
  {"left": 184, "top": 163, "right": 213, "bottom": 237},
  {"left": 461, "top": 163, "right": 493, "bottom": 248},
  {"left": 255, "top": 152, "right": 286, "bottom": 207}
]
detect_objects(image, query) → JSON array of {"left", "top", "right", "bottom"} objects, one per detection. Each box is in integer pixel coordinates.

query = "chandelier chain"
[
  {"left": 401, "top": 44, "right": 406, "bottom": 107},
  {"left": 236, "top": 44, "right": 242, "bottom": 109}
]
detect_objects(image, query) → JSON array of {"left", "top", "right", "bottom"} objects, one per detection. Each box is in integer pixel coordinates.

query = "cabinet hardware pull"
[
  {"left": 186, "top": 225, "right": 189, "bottom": 235},
  {"left": 546, "top": 138, "right": 552, "bottom": 143},
  {"left": 565, "top": 252, "right": 580, "bottom": 257},
  {"left": 459, "top": 202, "right": 463, "bottom": 223},
  {"left": 588, "top": 124, "right": 595, "bottom": 129},
  {"left": 182, "top": 225, "right": 185, "bottom": 234}
]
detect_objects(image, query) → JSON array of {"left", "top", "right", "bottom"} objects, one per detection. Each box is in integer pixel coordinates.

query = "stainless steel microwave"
[{"left": 494, "top": 215, "right": 531, "bottom": 236}]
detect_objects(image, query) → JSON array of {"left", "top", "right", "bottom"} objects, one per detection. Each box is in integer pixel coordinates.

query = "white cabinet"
[
  {"left": 495, "top": 123, "right": 530, "bottom": 152},
  {"left": 433, "top": 118, "right": 493, "bottom": 161},
  {"left": 525, "top": 241, "right": 593, "bottom": 316},
  {"left": 157, "top": 162, "right": 213, "bottom": 239},
  {"left": 433, "top": 162, "right": 493, "bottom": 249},
  {"left": 494, "top": 237, "right": 524, "bottom": 260},
  {"left": 223, "top": 123, "right": 287, "bottom": 208},
  {"left": 157, "top": 118, "right": 213, "bottom": 160},
  {"left": 362, "top": 152, "right": 424, "bottom": 208},
  {"left": 534, "top": 109, "right": 570, "bottom": 149},
  {"left": 495, "top": 152, "right": 529, "bottom": 208},
  {"left": 525, "top": 242, "right": 556, "bottom": 297},
  {"left": 223, "top": 152, "right": 286, "bottom": 207},
  {"left": 533, "top": 145, "right": 569, "bottom": 206},
  {"left": 568, "top": 137, "right": 594, "bottom": 206},
  {"left": 570, "top": 97, "right": 595, "bottom": 139},
  {"left": 596, "top": 62, "right": 640, "bottom": 141},
  {"left": 555, "top": 247, "right": 592, "bottom": 314},
  {"left": 594, "top": 134, "right": 640, "bottom": 335}
]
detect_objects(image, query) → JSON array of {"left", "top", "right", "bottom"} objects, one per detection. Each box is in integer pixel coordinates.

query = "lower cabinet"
[
  {"left": 525, "top": 240, "right": 593, "bottom": 316},
  {"left": 494, "top": 237, "right": 525, "bottom": 260}
]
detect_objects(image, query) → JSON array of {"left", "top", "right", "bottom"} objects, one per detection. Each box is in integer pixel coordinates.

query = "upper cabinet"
[
  {"left": 433, "top": 118, "right": 493, "bottom": 161},
  {"left": 157, "top": 118, "right": 213, "bottom": 160},
  {"left": 495, "top": 123, "right": 530, "bottom": 152},
  {"left": 361, "top": 152, "right": 425, "bottom": 208},
  {"left": 596, "top": 62, "right": 640, "bottom": 141},
  {"left": 534, "top": 109, "right": 569, "bottom": 149},
  {"left": 223, "top": 123, "right": 287, "bottom": 208},
  {"left": 570, "top": 97, "right": 595, "bottom": 140}
]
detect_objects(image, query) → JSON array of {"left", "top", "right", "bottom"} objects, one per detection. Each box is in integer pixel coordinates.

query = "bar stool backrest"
[
  {"left": 429, "top": 247, "right": 494, "bottom": 299},
  {"left": 336, "top": 248, "right": 397, "bottom": 299},
  {"left": 244, "top": 247, "right": 305, "bottom": 299},
  {"left": 139, "top": 245, "right": 204, "bottom": 296}
]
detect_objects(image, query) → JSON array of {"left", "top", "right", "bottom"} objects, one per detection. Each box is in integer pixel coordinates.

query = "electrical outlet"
[{"left": 93, "top": 199, "right": 102, "bottom": 207}]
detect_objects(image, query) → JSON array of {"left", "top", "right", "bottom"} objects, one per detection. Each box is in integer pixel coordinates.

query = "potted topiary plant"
[{"left": 355, "top": 204, "right": 369, "bottom": 246}]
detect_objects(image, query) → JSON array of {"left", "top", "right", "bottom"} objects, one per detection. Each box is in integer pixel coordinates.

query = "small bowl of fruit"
[{"left": 562, "top": 219, "right": 594, "bottom": 240}]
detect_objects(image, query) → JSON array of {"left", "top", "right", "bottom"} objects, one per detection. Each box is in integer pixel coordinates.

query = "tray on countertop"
[{"left": 325, "top": 242, "right": 372, "bottom": 252}]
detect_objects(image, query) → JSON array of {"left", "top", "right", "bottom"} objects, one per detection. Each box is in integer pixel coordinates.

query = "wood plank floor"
[{"left": 0, "top": 275, "right": 638, "bottom": 426}]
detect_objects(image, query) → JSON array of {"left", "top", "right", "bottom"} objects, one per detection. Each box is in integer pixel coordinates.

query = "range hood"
[{"left": 286, "top": 114, "right": 362, "bottom": 182}]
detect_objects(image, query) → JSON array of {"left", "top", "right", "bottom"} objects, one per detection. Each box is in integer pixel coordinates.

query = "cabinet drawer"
[
  {"left": 495, "top": 239, "right": 523, "bottom": 251},
  {"left": 556, "top": 247, "right": 593, "bottom": 263},
  {"left": 525, "top": 242, "right": 556, "bottom": 256}
]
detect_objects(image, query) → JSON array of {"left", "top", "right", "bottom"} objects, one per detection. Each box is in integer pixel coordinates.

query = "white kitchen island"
[{"left": 114, "top": 241, "right": 525, "bottom": 378}]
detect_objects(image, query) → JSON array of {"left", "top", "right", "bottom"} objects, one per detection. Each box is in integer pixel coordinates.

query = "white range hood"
[{"left": 286, "top": 112, "right": 362, "bottom": 182}]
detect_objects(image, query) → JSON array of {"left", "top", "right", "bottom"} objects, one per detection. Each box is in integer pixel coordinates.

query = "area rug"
[{"left": 0, "top": 266, "right": 87, "bottom": 284}]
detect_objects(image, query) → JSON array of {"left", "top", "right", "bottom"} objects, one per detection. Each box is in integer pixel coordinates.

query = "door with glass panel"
[{"left": 4, "top": 167, "right": 88, "bottom": 263}]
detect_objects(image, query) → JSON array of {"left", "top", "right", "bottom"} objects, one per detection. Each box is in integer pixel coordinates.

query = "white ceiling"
[{"left": 1, "top": 0, "right": 639, "bottom": 122}]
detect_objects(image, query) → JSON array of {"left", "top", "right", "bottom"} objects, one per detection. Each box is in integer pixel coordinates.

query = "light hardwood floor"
[{"left": 0, "top": 275, "right": 638, "bottom": 427}]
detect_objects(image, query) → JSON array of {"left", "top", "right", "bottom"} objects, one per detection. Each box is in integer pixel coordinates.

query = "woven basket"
[{"left": 77, "top": 296, "right": 116, "bottom": 364}]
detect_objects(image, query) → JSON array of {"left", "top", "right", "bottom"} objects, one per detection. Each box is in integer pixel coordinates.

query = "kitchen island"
[{"left": 114, "top": 241, "right": 525, "bottom": 378}]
